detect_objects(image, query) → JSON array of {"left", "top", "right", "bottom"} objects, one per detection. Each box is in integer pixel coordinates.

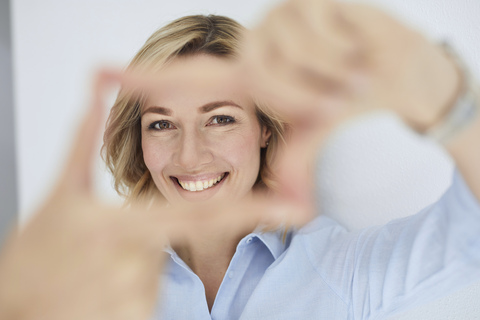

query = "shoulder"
[{"left": 294, "top": 215, "right": 354, "bottom": 250}]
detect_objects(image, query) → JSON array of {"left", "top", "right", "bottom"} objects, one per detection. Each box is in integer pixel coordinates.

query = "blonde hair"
[{"left": 103, "top": 15, "right": 286, "bottom": 201}]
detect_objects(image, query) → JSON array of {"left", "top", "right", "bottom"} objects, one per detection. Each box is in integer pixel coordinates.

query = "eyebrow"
[
  {"left": 142, "top": 100, "right": 243, "bottom": 116},
  {"left": 199, "top": 100, "right": 243, "bottom": 113},
  {"left": 141, "top": 106, "right": 172, "bottom": 116}
]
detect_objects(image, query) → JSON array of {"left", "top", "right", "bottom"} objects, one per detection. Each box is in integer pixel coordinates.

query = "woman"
[
  {"left": 0, "top": 2, "right": 480, "bottom": 320},
  {"left": 102, "top": 15, "right": 290, "bottom": 314}
]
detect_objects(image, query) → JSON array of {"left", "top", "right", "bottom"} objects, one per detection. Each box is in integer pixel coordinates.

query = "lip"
[{"left": 170, "top": 172, "right": 229, "bottom": 199}]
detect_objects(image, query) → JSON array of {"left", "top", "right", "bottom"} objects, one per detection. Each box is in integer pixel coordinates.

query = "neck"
[
  {"left": 174, "top": 227, "right": 249, "bottom": 312},
  {"left": 169, "top": 191, "right": 260, "bottom": 311},
  {"left": 173, "top": 191, "right": 259, "bottom": 273},
  {"left": 174, "top": 227, "right": 246, "bottom": 275}
]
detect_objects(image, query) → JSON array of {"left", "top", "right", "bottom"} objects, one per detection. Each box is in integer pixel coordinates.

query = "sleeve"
[{"left": 349, "top": 169, "right": 480, "bottom": 319}]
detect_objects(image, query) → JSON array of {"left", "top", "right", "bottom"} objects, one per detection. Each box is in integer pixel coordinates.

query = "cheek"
[
  {"left": 141, "top": 137, "right": 171, "bottom": 176},
  {"left": 220, "top": 129, "right": 262, "bottom": 175}
]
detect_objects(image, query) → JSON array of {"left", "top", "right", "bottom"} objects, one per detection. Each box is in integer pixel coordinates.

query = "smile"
[{"left": 175, "top": 173, "right": 227, "bottom": 192}]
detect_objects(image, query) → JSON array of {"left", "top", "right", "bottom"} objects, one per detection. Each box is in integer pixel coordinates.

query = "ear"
[{"left": 260, "top": 126, "right": 272, "bottom": 148}]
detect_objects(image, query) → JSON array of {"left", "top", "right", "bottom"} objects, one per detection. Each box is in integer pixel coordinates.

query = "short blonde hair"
[{"left": 103, "top": 15, "right": 286, "bottom": 201}]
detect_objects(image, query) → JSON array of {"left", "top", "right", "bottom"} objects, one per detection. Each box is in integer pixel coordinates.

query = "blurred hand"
[
  {"left": 243, "top": 0, "right": 461, "bottom": 202},
  {"left": 0, "top": 72, "right": 167, "bottom": 320},
  {"left": 0, "top": 70, "right": 312, "bottom": 320},
  {"left": 245, "top": 0, "right": 460, "bottom": 132}
]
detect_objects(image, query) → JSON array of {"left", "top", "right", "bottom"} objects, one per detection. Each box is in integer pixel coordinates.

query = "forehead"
[{"left": 144, "top": 54, "right": 254, "bottom": 112}]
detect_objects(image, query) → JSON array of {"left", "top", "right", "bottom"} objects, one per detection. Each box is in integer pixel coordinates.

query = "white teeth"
[{"left": 178, "top": 173, "right": 225, "bottom": 192}]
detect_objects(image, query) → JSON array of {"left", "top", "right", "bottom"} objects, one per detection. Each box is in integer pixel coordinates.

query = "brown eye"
[
  {"left": 210, "top": 116, "right": 235, "bottom": 125},
  {"left": 149, "top": 121, "right": 175, "bottom": 130}
]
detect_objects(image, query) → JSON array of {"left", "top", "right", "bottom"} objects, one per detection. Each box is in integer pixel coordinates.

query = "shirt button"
[
  {"left": 246, "top": 237, "right": 253, "bottom": 244},
  {"left": 228, "top": 271, "right": 235, "bottom": 279}
]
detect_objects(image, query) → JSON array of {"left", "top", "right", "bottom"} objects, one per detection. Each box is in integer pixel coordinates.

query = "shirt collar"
[
  {"left": 162, "top": 226, "right": 293, "bottom": 261},
  {"left": 251, "top": 226, "right": 293, "bottom": 260}
]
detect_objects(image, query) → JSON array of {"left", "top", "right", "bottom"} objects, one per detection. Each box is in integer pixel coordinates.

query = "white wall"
[{"left": 11, "top": 0, "right": 480, "bottom": 319}]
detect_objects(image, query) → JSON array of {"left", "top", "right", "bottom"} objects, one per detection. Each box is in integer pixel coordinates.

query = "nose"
[{"left": 173, "top": 129, "right": 214, "bottom": 170}]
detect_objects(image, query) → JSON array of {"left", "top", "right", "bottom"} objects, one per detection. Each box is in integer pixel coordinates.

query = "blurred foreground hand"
[
  {"left": 0, "top": 71, "right": 311, "bottom": 320},
  {"left": 245, "top": 0, "right": 459, "bottom": 132},
  {"left": 0, "top": 72, "right": 166, "bottom": 320},
  {"left": 244, "top": 0, "right": 461, "bottom": 201}
]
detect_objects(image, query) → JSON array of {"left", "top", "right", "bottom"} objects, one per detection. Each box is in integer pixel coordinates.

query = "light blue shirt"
[{"left": 152, "top": 170, "right": 480, "bottom": 319}]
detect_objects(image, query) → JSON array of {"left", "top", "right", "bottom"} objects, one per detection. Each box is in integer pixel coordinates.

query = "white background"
[{"left": 11, "top": 0, "right": 480, "bottom": 318}]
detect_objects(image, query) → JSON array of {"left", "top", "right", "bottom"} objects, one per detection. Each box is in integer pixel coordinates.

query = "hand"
[
  {"left": 0, "top": 72, "right": 167, "bottom": 320},
  {"left": 242, "top": 0, "right": 462, "bottom": 200},
  {"left": 245, "top": 0, "right": 461, "bottom": 132},
  {"left": 0, "top": 70, "right": 312, "bottom": 320}
]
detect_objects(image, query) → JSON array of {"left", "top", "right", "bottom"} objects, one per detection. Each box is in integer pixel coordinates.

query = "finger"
[
  {"left": 56, "top": 69, "right": 163, "bottom": 194},
  {"left": 126, "top": 195, "right": 313, "bottom": 249},
  {"left": 245, "top": 24, "right": 358, "bottom": 120},
  {"left": 244, "top": 32, "right": 322, "bottom": 112},
  {"left": 129, "top": 201, "right": 259, "bottom": 248},
  {"left": 253, "top": 14, "right": 342, "bottom": 95},
  {"left": 269, "top": 1, "right": 357, "bottom": 83},
  {"left": 57, "top": 70, "right": 122, "bottom": 194},
  {"left": 274, "top": 128, "right": 318, "bottom": 204},
  {"left": 245, "top": 45, "right": 346, "bottom": 121},
  {"left": 293, "top": 0, "right": 361, "bottom": 53}
]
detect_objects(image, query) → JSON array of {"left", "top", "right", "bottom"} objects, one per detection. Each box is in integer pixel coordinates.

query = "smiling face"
[{"left": 141, "top": 55, "right": 270, "bottom": 204}]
